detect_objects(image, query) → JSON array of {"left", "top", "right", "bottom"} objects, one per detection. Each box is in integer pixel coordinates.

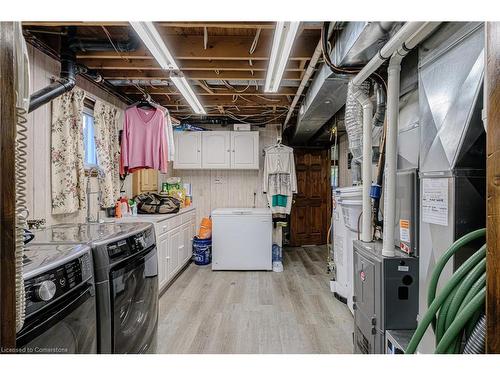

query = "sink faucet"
[{"left": 86, "top": 167, "right": 104, "bottom": 223}]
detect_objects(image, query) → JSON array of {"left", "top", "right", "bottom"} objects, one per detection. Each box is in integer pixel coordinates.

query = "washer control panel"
[
  {"left": 24, "top": 253, "right": 92, "bottom": 316},
  {"left": 107, "top": 227, "right": 155, "bottom": 260}
]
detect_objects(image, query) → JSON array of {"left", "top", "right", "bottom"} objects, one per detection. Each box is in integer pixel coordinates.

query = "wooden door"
[
  {"left": 202, "top": 131, "right": 230, "bottom": 169},
  {"left": 290, "top": 149, "right": 331, "bottom": 246},
  {"left": 231, "top": 131, "right": 259, "bottom": 169}
]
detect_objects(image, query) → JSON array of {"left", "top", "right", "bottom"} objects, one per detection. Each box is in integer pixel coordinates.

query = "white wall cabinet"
[
  {"left": 202, "top": 131, "right": 231, "bottom": 169},
  {"left": 174, "top": 132, "right": 202, "bottom": 169},
  {"left": 230, "top": 131, "right": 259, "bottom": 169},
  {"left": 174, "top": 131, "right": 259, "bottom": 170}
]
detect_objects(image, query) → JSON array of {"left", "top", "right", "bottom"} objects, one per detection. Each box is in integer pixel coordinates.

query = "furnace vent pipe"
[
  {"left": 382, "top": 22, "right": 440, "bottom": 257},
  {"left": 350, "top": 22, "right": 425, "bottom": 243}
]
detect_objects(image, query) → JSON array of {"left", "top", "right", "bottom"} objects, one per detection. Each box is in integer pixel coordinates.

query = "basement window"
[{"left": 83, "top": 104, "right": 99, "bottom": 172}]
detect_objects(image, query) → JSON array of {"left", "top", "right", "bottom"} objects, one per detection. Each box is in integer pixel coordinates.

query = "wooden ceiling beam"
[
  {"left": 127, "top": 93, "right": 291, "bottom": 107},
  {"left": 22, "top": 21, "right": 322, "bottom": 29},
  {"left": 81, "top": 58, "right": 305, "bottom": 71},
  {"left": 76, "top": 34, "right": 318, "bottom": 60},
  {"left": 122, "top": 87, "right": 300, "bottom": 96},
  {"left": 102, "top": 70, "right": 304, "bottom": 80}
]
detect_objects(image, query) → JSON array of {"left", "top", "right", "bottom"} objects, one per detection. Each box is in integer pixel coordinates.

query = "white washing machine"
[
  {"left": 331, "top": 186, "right": 363, "bottom": 315},
  {"left": 211, "top": 208, "right": 272, "bottom": 270}
]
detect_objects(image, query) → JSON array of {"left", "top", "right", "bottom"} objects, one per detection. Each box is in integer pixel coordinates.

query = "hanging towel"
[{"left": 272, "top": 194, "right": 288, "bottom": 208}]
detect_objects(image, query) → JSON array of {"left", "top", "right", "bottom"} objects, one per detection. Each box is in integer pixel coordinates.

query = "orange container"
[{"left": 198, "top": 217, "right": 212, "bottom": 239}]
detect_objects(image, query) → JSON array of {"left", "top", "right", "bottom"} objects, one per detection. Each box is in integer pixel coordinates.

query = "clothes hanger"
[
  {"left": 137, "top": 93, "right": 156, "bottom": 109},
  {"left": 126, "top": 92, "right": 156, "bottom": 110}
]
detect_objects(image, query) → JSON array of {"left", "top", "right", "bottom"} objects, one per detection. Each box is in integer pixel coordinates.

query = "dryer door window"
[{"left": 110, "top": 246, "right": 158, "bottom": 353}]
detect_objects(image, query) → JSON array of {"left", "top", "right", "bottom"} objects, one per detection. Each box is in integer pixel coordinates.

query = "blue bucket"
[{"left": 193, "top": 236, "right": 212, "bottom": 266}]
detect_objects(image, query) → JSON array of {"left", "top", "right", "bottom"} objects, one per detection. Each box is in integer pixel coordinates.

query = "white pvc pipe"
[
  {"left": 382, "top": 56, "right": 402, "bottom": 256},
  {"left": 354, "top": 91, "right": 374, "bottom": 242},
  {"left": 382, "top": 22, "right": 440, "bottom": 257},
  {"left": 351, "top": 22, "right": 425, "bottom": 87}
]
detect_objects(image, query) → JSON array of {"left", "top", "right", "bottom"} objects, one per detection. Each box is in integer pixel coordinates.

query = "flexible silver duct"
[
  {"left": 345, "top": 80, "right": 370, "bottom": 183},
  {"left": 463, "top": 314, "right": 486, "bottom": 354},
  {"left": 372, "top": 83, "right": 386, "bottom": 128}
]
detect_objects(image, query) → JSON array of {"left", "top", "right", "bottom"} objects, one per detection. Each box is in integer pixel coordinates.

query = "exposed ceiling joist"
[
  {"left": 81, "top": 58, "right": 307, "bottom": 72},
  {"left": 101, "top": 70, "right": 305, "bottom": 81},
  {"left": 128, "top": 95, "right": 291, "bottom": 107},
  {"left": 22, "top": 21, "right": 323, "bottom": 30},
  {"left": 22, "top": 21, "right": 320, "bottom": 124},
  {"left": 75, "top": 35, "right": 318, "bottom": 61},
  {"left": 123, "top": 87, "right": 300, "bottom": 96}
]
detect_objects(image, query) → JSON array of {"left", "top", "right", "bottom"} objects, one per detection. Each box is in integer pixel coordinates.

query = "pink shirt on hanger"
[{"left": 120, "top": 106, "right": 168, "bottom": 174}]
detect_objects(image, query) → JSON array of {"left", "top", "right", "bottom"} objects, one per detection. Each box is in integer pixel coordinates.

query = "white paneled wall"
[
  {"left": 25, "top": 45, "right": 129, "bottom": 226},
  {"left": 160, "top": 125, "right": 278, "bottom": 229}
]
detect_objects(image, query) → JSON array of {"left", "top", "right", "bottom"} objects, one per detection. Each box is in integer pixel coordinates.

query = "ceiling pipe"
[
  {"left": 382, "top": 22, "right": 441, "bottom": 257},
  {"left": 68, "top": 28, "right": 139, "bottom": 53},
  {"left": 28, "top": 38, "right": 77, "bottom": 113},
  {"left": 350, "top": 21, "right": 425, "bottom": 243},
  {"left": 351, "top": 22, "right": 425, "bottom": 88}
]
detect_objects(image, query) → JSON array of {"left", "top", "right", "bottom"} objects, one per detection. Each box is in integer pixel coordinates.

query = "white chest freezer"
[{"left": 211, "top": 208, "right": 272, "bottom": 270}]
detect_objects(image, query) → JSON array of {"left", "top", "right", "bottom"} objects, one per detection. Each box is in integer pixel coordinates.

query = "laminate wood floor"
[{"left": 156, "top": 245, "right": 354, "bottom": 354}]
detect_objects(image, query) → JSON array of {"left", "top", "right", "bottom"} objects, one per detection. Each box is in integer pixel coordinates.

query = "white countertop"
[{"left": 103, "top": 205, "right": 196, "bottom": 224}]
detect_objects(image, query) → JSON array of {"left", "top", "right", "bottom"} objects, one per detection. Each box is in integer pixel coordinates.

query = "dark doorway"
[{"left": 290, "top": 149, "right": 331, "bottom": 246}]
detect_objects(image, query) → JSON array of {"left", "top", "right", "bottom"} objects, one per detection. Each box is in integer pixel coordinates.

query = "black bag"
[{"left": 134, "top": 192, "right": 181, "bottom": 214}]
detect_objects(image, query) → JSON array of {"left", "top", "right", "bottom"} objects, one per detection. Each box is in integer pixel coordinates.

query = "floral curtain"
[
  {"left": 93, "top": 100, "right": 121, "bottom": 208},
  {"left": 51, "top": 88, "right": 86, "bottom": 214}
]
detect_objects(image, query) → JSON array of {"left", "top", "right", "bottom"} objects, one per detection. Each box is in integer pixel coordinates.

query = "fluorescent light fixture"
[
  {"left": 130, "top": 22, "right": 206, "bottom": 114},
  {"left": 170, "top": 75, "right": 205, "bottom": 115},
  {"left": 264, "top": 22, "right": 300, "bottom": 93}
]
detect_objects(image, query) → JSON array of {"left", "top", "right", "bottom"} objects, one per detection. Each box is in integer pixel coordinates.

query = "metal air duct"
[{"left": 292, "top": 22, "right": 400, "bottom": 144}]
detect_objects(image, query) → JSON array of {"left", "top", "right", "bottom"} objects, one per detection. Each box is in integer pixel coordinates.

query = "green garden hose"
[{"left": 406, "top": 229, "right": 486, "bottom": 354}]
